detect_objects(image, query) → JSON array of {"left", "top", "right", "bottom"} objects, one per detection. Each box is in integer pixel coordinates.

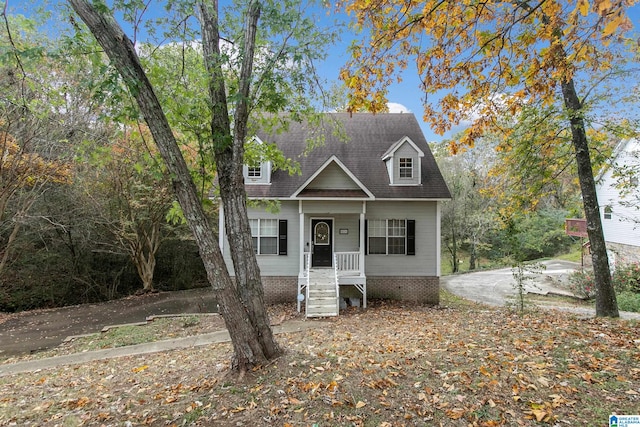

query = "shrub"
[
  {"left": 616, "top": 291, "right": 640, "bottom": 313},
  {"left": 567, "top": 270, "right": 596, "bottom": 300},
  {"left": 612, "top": 262, "right": 640, "bottom": 293}
]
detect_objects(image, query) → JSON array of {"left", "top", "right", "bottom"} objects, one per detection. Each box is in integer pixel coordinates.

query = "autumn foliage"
[{"left": 340, "top": 0, "right": 635, "bottom": 150}]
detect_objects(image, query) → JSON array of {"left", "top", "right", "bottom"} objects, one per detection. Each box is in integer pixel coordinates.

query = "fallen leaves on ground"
[{"left": 1, "top": 297, "right": 639, "bottom": 426}]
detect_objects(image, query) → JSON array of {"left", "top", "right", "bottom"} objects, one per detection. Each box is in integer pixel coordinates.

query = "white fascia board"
[
  {"left": 381, "top": 136, "right": 425, "bottom": 160},
  {"left": 291, "top": 155, "right": 375, "bottom": 199}
]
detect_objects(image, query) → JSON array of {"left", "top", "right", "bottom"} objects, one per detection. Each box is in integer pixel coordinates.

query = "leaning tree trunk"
[
  {"left": 199, "top": 0, "right": 280, "bottom": 359},
  {"left": 561, "top": 78, "right": 619, "bottom": 318},
  {"left": 69, "top": 0, "right": 273, "bottom": 370}
]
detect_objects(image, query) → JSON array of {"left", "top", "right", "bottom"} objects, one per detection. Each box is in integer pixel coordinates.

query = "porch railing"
[
  {"left": 298, "top": 252, "right": 311, "bottom": 313},
  {"left": 335, "top": 251, "right": 361, "bottom": 275}
]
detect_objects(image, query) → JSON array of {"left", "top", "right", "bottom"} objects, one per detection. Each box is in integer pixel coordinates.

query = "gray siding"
[
  {"left": 365, "top": 201, "right": 438, "bottom": 276},
  {"left": 303, "top": 214, "right": 361, "bottom": 253},
  {"left": 243, "top": 162, "right": 271, "bottom": 185},
  {"left": 308, "top": 162, "right": 360, "bottom": 190},
  {"left": 301, "top": 200, "right": 364, "bottom": 214},
  {"left": 393, "top": 142, "right": 421, "bottom": 185},
  {"left": 223, "top": 201, "right": 299, "bottom": 276}
]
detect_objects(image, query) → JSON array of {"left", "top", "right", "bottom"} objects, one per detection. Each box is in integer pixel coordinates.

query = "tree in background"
[
  {"left": 433, "top": 141, "right": 496, "bottom": 272},
  {"left": 341, "top": 0, "right": 639, "bottom": 317},
  {"left": 79, "top": 124, "right": 174, "bottom": 293},
  {"left": 0, "top": 127, "right": 71, "bottom": 274}
]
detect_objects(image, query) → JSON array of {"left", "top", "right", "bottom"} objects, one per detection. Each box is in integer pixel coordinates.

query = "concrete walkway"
[{"left": 0, "top": 320, "right": 319, "bottom": 377}]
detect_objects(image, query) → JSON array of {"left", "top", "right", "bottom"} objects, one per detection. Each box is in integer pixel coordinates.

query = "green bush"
[
  {"left": 617, "top": 291, "right": 640, "bottom": 313},
  {"left": 567, "top": 270, "right": 596, "bottom": 300}
]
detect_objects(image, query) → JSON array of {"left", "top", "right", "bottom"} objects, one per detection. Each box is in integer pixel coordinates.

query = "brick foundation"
[
  {"left": 365, "top": 276, "right": 440, "bottom": 305},
  {"left": 258, "top": 275, "right": 440, "bottom": 305},
  {"left": 261, "top": 276, "right": 298, "bottom": 304}
]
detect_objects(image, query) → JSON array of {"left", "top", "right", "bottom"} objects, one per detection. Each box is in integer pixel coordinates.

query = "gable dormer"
[
  {"left": 381, "top": 136, "right": 424, "bottom": 185},
  {"left": 243, "top": 136, "right": 272, "bottom": 185}
]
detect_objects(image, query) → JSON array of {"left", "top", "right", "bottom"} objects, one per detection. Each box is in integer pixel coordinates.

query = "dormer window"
[
  {"left": 247, "top": 165, "right": 262, "bottom": 178},
  {"left": 399, "top": 158, "right": 413, "bottom": 178},
  {"left": 381, "top": 136, "right": 424, "bottom": 186}
]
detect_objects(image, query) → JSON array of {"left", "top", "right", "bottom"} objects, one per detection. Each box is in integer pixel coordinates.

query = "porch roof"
[{"left": 296, "top": 188, "right": 369, "bottom": 198}]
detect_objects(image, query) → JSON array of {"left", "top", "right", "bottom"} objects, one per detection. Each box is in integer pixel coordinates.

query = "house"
[
  {"left": 595, "top": 138, "right": 640, "bottom": 266},
  {"left": 219, "top": 113, "right": 451, "bottom": 316}
]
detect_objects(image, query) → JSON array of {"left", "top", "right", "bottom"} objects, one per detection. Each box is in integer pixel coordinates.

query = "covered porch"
[{"left": 295, "top": 200, "right": 367, "bottom": 316}]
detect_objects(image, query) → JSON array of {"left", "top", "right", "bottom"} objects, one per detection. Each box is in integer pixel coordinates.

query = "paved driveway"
[{"left": 440, "top": 259, "right": 640, "bottom": 319}]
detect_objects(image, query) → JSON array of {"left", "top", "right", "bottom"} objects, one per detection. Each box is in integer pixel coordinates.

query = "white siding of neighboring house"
[
  {"left": 597, "top": 139, "right": 640, "bottom": 249},
  {"left": 365, "top": 201, "right": 438, "bottom": 276}
]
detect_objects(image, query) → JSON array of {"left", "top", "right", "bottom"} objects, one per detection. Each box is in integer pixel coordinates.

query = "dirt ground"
[{"left": 0, "top": 288, "right": 218, "bottom": 357}]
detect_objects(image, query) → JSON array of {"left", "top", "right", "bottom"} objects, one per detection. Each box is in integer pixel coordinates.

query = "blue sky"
[{"left": 8, "top": 0, "right": 639, "bottom": 143}]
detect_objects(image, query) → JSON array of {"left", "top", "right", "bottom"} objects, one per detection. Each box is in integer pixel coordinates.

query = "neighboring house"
[
  {"left": 596, "top": 138, "right": 640, "bottom": 266},
  {"left": 219, "top": 113, "right": 451, "bottom": 317}
]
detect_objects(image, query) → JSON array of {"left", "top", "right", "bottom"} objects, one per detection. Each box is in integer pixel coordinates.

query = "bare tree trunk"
[
  {"left": 561, "top": 79, "right": 618, "bottom": 318},
  {"left": 69, "top": 0, "right": 273, "bottom": 370},
  {"left": 199, "top": 0, "right": 280, "bottom": 359}
]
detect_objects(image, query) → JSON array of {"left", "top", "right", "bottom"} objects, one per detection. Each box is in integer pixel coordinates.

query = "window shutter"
[
  {"left": 278, "top": 220, "right": 287, "bottom": 255},
  {"left": 364, "top": 220, "right": 368, "bottom": 255},
  {"left": 406, "top": 219, "right": 415, "bottom": 256}
]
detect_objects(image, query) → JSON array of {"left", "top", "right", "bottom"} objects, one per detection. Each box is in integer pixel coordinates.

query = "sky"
[{"left": 7, "top": 0, "right": 640, "bottom": 143}]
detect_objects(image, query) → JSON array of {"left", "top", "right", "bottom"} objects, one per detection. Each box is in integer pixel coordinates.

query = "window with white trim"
[
  {"left": 368, "top": 219, "right": 406, "bottom": 254},
  {"left": 249, "top": 219, "right": 277, "bottom": 254},
  {"left": 247, "top": 165, "right": 262, "bottom": 178},
  {"left": 604, "top": 206, "right": 612, "bottom": 220},
  {"left": 399, "top": 158, "right": 413, "bottom": 178}
]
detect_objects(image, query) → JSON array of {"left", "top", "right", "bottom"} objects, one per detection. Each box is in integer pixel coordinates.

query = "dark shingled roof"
[{"left": 247, "top": 113, "right": 451, "bottom": 200}]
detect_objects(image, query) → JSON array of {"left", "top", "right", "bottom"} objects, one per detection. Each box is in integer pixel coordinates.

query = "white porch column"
[
  {"left": 299, "top": 200, "right": 305, "bottom": 275},
  {"left": 360, "top": 201, "right": 366, "bottom": 276},
  {"left": 436, "top": 201, "right": 442, "bottom": 277},
  {"left": 218, "top": 204, "right": 225, "bottom": 254}
]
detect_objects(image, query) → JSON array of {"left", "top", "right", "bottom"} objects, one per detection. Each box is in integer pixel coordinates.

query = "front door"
[{"left": 311, "top": 219, "right": 333, "bottom": 267}]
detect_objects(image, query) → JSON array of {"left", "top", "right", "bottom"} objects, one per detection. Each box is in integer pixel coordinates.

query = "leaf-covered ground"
[{"left": 1, "top": 294, "right": 639, "bottom": 426}]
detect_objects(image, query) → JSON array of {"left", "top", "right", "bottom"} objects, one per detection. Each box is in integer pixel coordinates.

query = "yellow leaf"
[
  {"left": 602, "top": 16, "right": 620, "bottom": 37},
  {"left": 532, "top": 409, "right": 547, "bottom": 422},
  {"left": 356, "top": 401, "right": 367, "bottom": 408},
  {"left": 578, "top": 0, "right": 589, "bottom": 16},
  {"left": 132, "top": 365, "right": 149, "bottom": 373}
]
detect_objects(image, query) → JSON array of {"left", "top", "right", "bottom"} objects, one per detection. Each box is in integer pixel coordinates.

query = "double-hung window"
[
  {"left": 249, "top": 219, "right": 277, "bottom": 254},
  {"left": 247, "top": 165, "right": 262, "bottom": 178},
  {"left": 399, "top": 158, "right": 413, "bottom": 178},
  {"left": 368, "top": 219, "right": 407, "bottom": 255}
]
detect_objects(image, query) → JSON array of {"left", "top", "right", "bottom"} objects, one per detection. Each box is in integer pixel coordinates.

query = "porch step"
[{"left": 305, "top": 269, "right": 339, "bottom": 318}]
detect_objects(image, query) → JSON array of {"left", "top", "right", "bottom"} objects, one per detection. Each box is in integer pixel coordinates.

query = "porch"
[{"left": 297, "top": 251, "right": 367, "bottom": 317}]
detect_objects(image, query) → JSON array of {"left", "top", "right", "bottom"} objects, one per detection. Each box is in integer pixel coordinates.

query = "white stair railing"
[
  {"left": 333, "top": 253, "right": 340, "bottom": 311},
  {"left": 298, "top": 252, "right": 311, "bottom": 313}
]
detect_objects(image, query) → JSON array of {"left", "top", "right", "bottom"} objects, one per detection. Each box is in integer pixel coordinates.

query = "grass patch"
[{"left": 0, "top": 315, "right": 223, "bottom": 364}]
